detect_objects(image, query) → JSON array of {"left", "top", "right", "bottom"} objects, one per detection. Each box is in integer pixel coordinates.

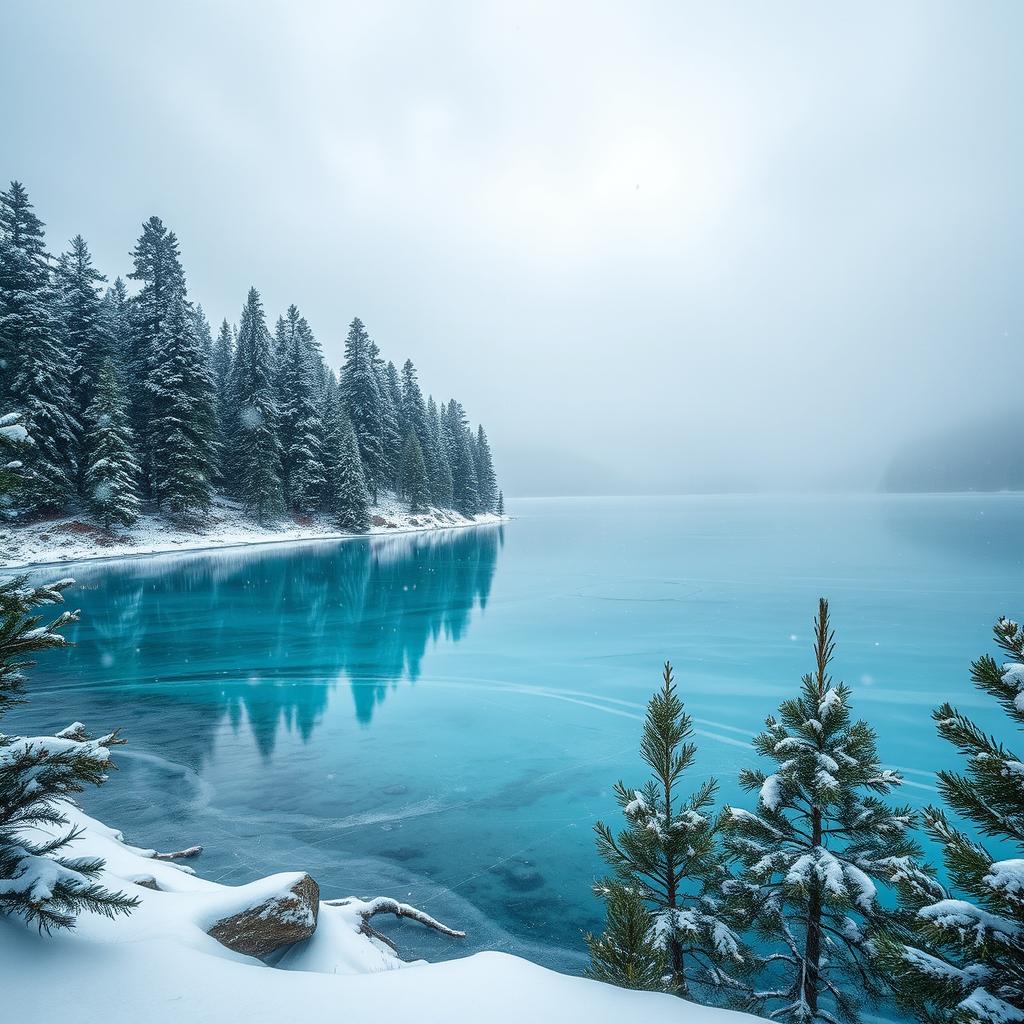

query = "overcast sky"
[{"left": 3, "top": 1, "right": 1022, "bottom": 495}]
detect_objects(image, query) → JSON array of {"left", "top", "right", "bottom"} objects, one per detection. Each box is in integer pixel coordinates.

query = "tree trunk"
[{"left": 802, "top": 806, "right": 823, "bottom": 1015}]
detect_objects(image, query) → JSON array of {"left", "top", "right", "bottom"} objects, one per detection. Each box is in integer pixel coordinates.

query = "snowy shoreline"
[
  {"left": 0, "top": 495, "right": 507, "bottom": 571},
  {"left": 2, "top": 801, "right": 723, "bottom": 1024}
]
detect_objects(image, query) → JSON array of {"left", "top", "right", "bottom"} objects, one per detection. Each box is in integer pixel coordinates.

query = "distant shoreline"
[{"left": 1, "top": 500, "right": 507, "bottom": 572}]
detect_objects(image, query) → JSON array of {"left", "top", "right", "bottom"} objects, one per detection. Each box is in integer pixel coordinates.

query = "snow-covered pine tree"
[
  {"left": 192, "top": 304, "right": 214, "bottom": 362},
  {"left": 210, "top": 318, "right": 233, "bottom": 482},
  {"left": 876, "top": 615, "right": 1024, "bottom": 1024},
  {"left": 225, "top": 287, "right": 283, "bottom": 522},
  {"left": 56, "top": 235, "right": 108, "bottom": 451},
  {"left": 426, "top": 395, "right": 453, "bottom": 508},
  {"left": 0, "top": 411, "right": 32, "bottom": 515},
  {"left": 339, "top": 318, "right": 385, "bottom": 502},
  {"left": 445, "top": 400, "right": 479, "bottom": 516},
  {"left": 376, "top": 356, "right": 403, "bottom": 491},
  {"left": 474, "top": 424, "right": 498, "bottom": 513},
  {"left": 277, "top": 305, "right": 325, "bottom": 515},
  {"left": 320, "top": 371, "right": 345, "bottom": 507},
  {"left": 496, "top": 490, "right": 505, "bottom": 516},
  {"left": 82, "top": 360, "right": 141, "bottom": 529},
  {"left": 1, "top": 182, "right": 78, "bottom": 513},
  {"left": 0, "top": 575, "right": 137, "bottom": 931},
  {"left": 586, "top": 881, "right": 669, "bottom": 992},
  {"left": 592, "top": 661, "right": 748, "bottom": 998},
  {"left": 400, "top": 431, "right": 430, "bottom": 513},
  {"left": 334, "top": 415, "right": 371, "bottom": 533},
  {"left": 147, "top": 295, "right": 217, "bottom": 522},
  {"left": 722, "top": 599, "right": 921, "bottom": 1024},
  {"left": 400, "top": 359, "right": 439, "bottom": 489},
  {"left": 99, "top": 278, "right": 132, "bottom": 385},
  {"left": 127, "top": 216, "right": 187, "bottom": 494}
]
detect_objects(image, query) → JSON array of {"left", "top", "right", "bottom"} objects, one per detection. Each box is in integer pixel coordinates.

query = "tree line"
[
  {"left": 0, "top": 181, "right": 501, "bottom": 532},
  {"left": 586, "top": 599, "right": 1022, "bottom": 1024}
]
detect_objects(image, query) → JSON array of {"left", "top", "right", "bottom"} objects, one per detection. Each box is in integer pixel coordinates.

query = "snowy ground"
[
  {"left": 0, "top": 494, "right": 505, "bottom": 569},
  {"left": 0, "top": 803, "right": 748, "bottom": 1024}
]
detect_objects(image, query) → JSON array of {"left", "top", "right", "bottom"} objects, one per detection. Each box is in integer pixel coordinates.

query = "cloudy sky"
[{"left": 4, "top": 1, "right": 1021, "bottom": 495}]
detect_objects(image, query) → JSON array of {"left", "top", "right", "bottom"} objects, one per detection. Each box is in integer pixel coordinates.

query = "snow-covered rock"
[{"left": 206, "top": 872, "right": 320, "bottom": 958}]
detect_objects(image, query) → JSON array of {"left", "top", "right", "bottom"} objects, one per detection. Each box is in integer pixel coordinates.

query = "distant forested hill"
[{"left": 882, "top": 413, "right": 1024, "bottom": 492}]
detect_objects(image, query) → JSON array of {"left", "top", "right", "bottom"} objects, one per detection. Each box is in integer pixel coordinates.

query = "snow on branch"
[{"left": 324, "top": 896, "right": 465, "bottom": 953}]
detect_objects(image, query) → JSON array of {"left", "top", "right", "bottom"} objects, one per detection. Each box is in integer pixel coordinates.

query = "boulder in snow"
[{"left": 207, "top": 873, "right": 320, "bottom": 958}]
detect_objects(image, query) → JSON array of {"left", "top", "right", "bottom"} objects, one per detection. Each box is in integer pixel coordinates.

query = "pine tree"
[
  {"left": 339, "top": 318, "right": 385, "bottom": 502},
  {"left": 1, "top": 182, "right": 78, "bottom": 513},
  {"left": 496, "top": 490, "right": 505, "bottom": 516},
  {"left": 192, "top": 304, "right": 214, "bottom": 362},
  {"left": 210, "top": 318, "right": 233, "bottom": 482},
  {"left": 0, "top": 575, "right": 137, "bottom": 931},
  {"left": 400, "top": 431, "right": 430, "bottom": 513},
  {"left": 426, "top": 395, "right": 453, "bottom": 507},
  {"left": 82, "top": 361, "right": 141, "bottom": 529},
  {"left": 442, "top": 400, "right": 479, "bottom": 516},
  {"left": 147, "top": 296, "right": 216, "bottom": 522},
  {"left": 722, "top": 599, "right": 921, "bottom": 1024},
  {"left": 585, "top": 882, "right": 669, "bottom": 992},
  {"left": 127, "top": 216, "right": 187, "bottom": 494},
  {"left": 592, "top": 661, "right": 747, "bottom": 997},
  {"left": 877, "top": 615, "right": 1024, "bottom": 1024},
  {"left": 57, "top": 235, "right": 108, "bottom": 444},
  {"left": 401, "top": 359, "right": 439, "bottom": 489},
  {"left": 334, "top": 416, "right": 371, "bottom": 533},
  {"left": 0, "top": 411, "right": 32, "bottom": 515},
  {"left": 375, "top": 355, "right": 402, "bottom": 491},
  {"left": 277, "top": 305, "right": 325, "bottom": 515},
  {"left": 474, "top": 424, "right": 498, "bottom": 513},
  {"left": 225, "top": 287, "right": 283, "bottom": 522},
  {"left": 99, "top": 278, "right": 132, "bottom": 385}
]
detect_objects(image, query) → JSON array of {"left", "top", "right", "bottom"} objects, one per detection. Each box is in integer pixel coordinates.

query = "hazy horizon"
[{"left": 4, "top": 1, "right": 1022, "bottom": 497}]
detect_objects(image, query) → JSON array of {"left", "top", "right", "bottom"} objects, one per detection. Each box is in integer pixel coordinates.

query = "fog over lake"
[{"left": 4, "top": 1, "right": 1022, "bottom": 495}]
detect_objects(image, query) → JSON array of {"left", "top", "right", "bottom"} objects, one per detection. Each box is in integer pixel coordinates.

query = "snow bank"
[
  {"left": 0, "top": 493, "right": 507, "bottom": 570},
  {"left": 0, "top": 803, "right": 754, "bottom": 1024}
]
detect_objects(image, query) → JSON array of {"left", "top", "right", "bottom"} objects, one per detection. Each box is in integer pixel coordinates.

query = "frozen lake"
[{"left": 14, "top": 494, "right": 1023, "bottom": 973}]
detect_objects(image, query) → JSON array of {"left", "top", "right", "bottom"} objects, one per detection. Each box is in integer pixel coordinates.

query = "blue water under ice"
[{"left": 14, "top": 494, "right": 1023, "bottom": 974}]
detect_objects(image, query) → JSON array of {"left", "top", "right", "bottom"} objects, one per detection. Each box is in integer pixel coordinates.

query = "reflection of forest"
[{"left": 43, "top": 526, "right": 504, "bottom": 761}]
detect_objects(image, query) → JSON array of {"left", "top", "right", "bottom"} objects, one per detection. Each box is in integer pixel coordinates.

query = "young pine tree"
[
  {"left": 0, "top": 575, "right": 137, "bottom": 931},
  {"left": 586, "top": 882, "right": 669, "bottom": 992},
  {"left": 591, "top": 662, "right": 747, "bottom": 998},
  {"left": 82, "top": 361, "right": 141, "bottom": 529},
  {"left": 496, "top": 490, "right": 505, "bottom": 516},
  {"left": 877, "top": 615, "right": 1024, "bottom": 1024},
  {"left": 722, "top": 599, "right": 921, "bottom": 1024}
]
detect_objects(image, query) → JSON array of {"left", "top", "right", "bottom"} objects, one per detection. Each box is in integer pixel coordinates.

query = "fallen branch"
[
  {"left": 149, "top": 845, "right": 203, "bottom": 861},
  {"left": 324, "top": 896, "right": 465, "bottom": 952}
]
